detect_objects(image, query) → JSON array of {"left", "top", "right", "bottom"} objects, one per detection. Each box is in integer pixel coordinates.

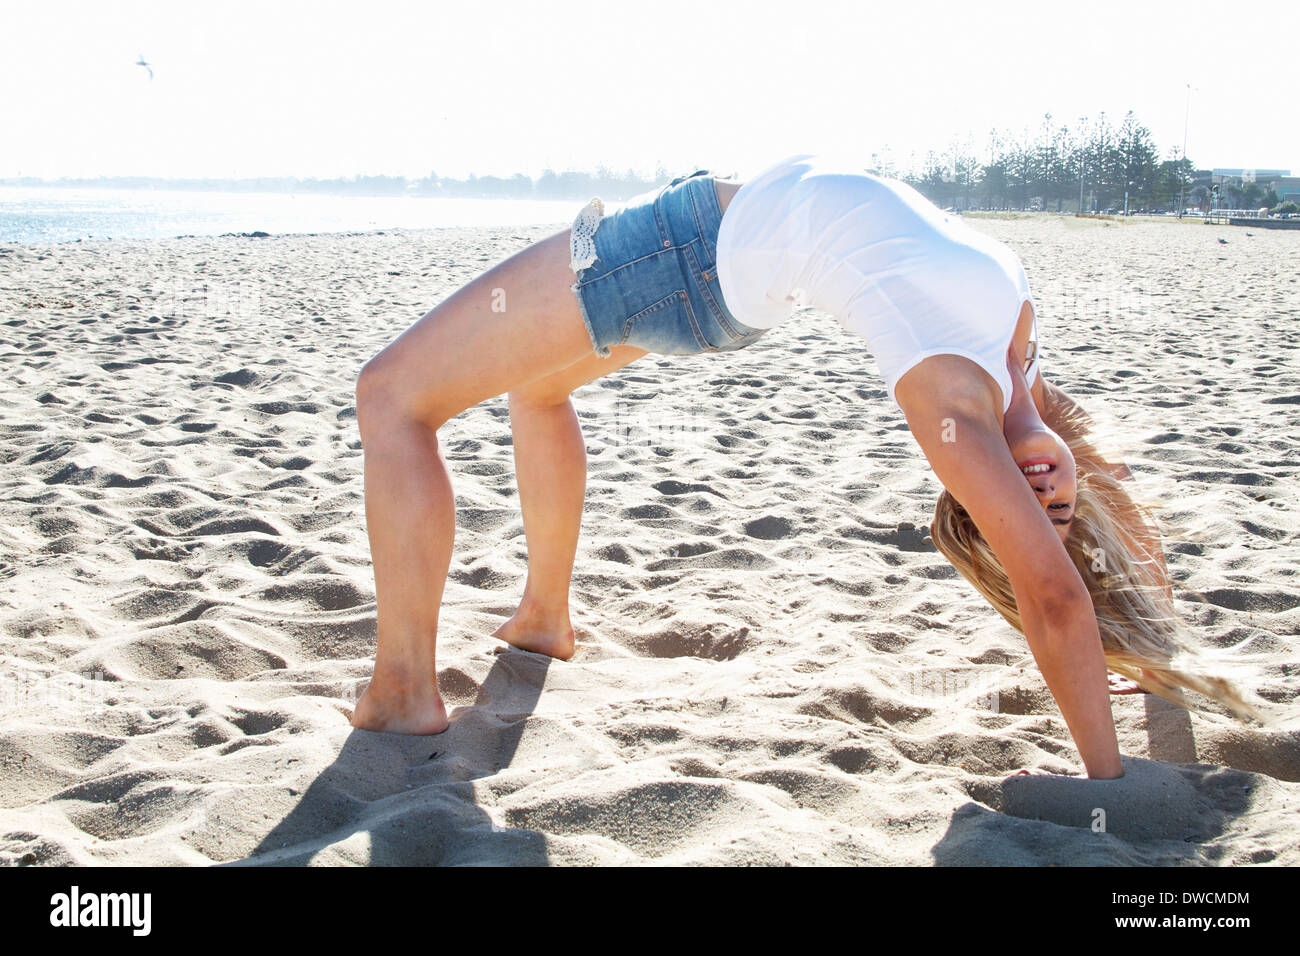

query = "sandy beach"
[{"left": 1, "top": 213, "right": 1297, "bottom": 866}]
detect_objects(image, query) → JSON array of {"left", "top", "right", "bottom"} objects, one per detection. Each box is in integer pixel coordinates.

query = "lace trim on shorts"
[{"left": 569, "top": 197, "right": 604, "bottom": 273}]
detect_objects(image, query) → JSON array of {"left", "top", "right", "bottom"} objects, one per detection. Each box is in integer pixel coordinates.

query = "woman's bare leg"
[
  {"left": 351, "top": 228, "right": 599, "bottom": 734},
  {"left": 493, "top": 346, "right": 647, "bottom": 659}
]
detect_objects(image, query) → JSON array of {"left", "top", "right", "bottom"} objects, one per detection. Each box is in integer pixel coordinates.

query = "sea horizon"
[{"left": 0, "top": 184, "right": 582, "bottom": 244}]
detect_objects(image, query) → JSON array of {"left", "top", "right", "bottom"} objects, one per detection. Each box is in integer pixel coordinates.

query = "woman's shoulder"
[{"left": 893, "top": 355, "right": 1004, "bottom": 424}]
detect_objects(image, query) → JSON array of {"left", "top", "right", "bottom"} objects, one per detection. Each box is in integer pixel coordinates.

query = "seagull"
[
  {"left": 1218, "top": 237, "right": 1228, "bottom": 244},
  {"left": 136, "top": 54, "right": 153, "bottom": 82}
]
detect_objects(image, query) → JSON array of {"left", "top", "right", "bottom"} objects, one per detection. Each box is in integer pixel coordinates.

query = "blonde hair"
[{"left": 930, "top": 387, "right": 1265, "bottom": 724}]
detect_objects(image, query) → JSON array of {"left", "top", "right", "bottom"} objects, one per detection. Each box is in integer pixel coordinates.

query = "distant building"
[
  {"left": 1276, "top": 177, "right": 1300, "bottom": 203},
  {"left": 1211, "top": 168, "right": 1291, "bottom": 187}
]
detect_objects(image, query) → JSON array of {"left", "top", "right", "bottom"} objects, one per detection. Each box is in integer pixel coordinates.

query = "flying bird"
[{"left": 136, "top": 54, "right": 153, "bottom": 81}]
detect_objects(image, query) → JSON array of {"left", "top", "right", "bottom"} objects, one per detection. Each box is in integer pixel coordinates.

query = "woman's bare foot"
[
  {"left": 351, "top": 674, "right": 449, "bottom": 735},
  {"left": 492, "top": 598, "right": 576, "bottom": 660}
]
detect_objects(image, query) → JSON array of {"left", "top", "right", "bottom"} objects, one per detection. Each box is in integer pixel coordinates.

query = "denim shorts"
[{"left": 569, "top": 170, "right": 768, "bottom": 357}]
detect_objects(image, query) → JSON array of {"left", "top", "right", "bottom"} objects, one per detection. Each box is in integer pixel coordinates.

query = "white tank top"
[{"left": 715, "top": 154, "right": 1038, "bottom": 412}]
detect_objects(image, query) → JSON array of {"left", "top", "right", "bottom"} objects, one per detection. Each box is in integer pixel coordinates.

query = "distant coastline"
[
  {"left": 0, "top": 167, "right": 674, "bottom": 202},
  {"left": 0, "top": 186, "right": 587, "bottom": 244}
]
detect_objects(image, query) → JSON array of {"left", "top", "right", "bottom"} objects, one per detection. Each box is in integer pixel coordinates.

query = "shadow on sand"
[
  {"left": 929, "top": 695, "right": 1255, "bottom": 864},
  {"left": 230, "top": 647, "right": 553, "bottom": 866}
]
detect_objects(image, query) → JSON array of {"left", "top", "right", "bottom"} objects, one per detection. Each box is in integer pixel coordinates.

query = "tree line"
[{"left": 896, "top": 110, "right": 1284, "bottom": 214}]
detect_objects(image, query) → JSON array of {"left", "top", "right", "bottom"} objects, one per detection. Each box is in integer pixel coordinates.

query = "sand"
[{"left": 0, "top": 214, "right": 1297, "bottom": 866}]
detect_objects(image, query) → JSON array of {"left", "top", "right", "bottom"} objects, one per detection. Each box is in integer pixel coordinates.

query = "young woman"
[{"left": 350, "top": 155, "right": 1260, "bottom": 779}]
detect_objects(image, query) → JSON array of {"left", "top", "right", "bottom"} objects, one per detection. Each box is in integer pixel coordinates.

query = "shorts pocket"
[{"left": 620, "top": 290, "right": 711, "bottom": 355}]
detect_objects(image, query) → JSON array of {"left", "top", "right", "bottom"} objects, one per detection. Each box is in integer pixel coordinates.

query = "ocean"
[{"left": 0, "top": 186, "right": 581, "bottom": 244}]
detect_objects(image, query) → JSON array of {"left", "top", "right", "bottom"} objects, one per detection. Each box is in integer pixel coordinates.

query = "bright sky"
[{"left": 2, "top": 0, "right": 1296, "bottom": 181}]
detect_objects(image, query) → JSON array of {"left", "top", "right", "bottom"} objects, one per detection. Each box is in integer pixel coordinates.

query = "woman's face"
[{"left": 1008, "top": 426, "right": 1077, "bottom": 541}]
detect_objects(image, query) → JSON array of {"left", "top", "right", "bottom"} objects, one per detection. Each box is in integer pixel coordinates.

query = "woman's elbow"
[{"left": 1022, "top": 574, "right": 1093, "bottom": 628}]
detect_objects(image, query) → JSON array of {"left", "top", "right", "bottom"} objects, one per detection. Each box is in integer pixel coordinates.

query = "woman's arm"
[{"left": 897, "top": 364, "right": 1123, "bottom": 778}]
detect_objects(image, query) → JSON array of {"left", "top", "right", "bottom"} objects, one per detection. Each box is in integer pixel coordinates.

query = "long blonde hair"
[{"left": 930, "top": 387, "right": 1265, "bottom": 724}]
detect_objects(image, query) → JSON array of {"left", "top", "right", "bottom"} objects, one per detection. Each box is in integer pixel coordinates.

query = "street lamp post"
[
  {"left": 1078, "top": 115, "right": 1087, "bottom": 213},
  {"left": 1178, "top": 83, "right": 1191, "bottom": 218}
]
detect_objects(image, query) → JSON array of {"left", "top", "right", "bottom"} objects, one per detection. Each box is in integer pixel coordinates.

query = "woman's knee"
[
  {"left": 508, "top": 379, "right": 573, "bottom": 411},
  {"left": 507, "top": 345, "right": 648, "bottom": 412},
  {"left": 355, "top": 354, "right": 447, "bottom": 435},
  {"left": 355, "top": 359, "right": 392, "bottom": 437}
]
